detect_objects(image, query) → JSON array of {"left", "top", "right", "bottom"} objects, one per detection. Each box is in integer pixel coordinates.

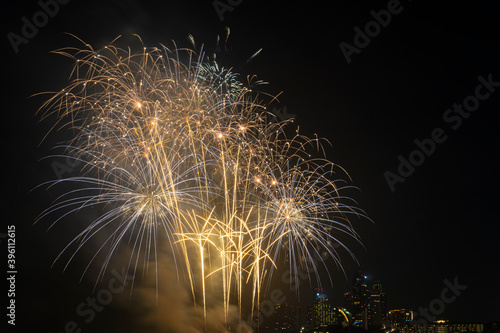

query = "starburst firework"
[{"left": 36, "top": 34, "right": 368, "bottom": 325}]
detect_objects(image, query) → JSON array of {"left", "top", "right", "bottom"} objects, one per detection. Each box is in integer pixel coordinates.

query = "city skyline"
[{"left": 256, "top": 271, "right": 496, "bottom": 332}]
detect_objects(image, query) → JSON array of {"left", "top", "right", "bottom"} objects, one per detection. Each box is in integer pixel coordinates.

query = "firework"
[{"left": 36, "top": 34, "right": 367, "bottom": 326}]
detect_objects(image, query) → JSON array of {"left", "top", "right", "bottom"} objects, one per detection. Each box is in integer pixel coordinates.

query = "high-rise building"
[
  {"left": 344, "top": 271, "right": 388, "bottom": 330},
  {"left": 386, "top": 308, "right": 414, "bottom": 324},
  {"left": 312, "top": 289, "right": 333, "bottom": 328},
  {"left": 345, "top": 271, "right": 369, "bottom": 329},
  {"left": 305, "top": 290, "right": 354, "bottom": 332},
  {"left": 308, "top": 288, "right": 335, "bottom": 330},
  {"left": 367, "top": 293, "right": 382, "bottom": 328},
  {"left": 372, "top": 280, "right": 383, "bottom": 293},
  {"left": 367, "top": 279, "right": 387, "bottom": 328},
  {"left": 371, "top": 279, "right": 387, "bottom": 316}
]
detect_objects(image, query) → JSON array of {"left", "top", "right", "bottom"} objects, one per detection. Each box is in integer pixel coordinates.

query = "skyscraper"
[
  {"left": 344, "top": 271, "right": 387, "bottom": 330},
  {"left": 345, "top": 271, "right": 369, "bottom": 329},
  {"left": 367, "top": 293, "right": 383, "bottom": 328},
  {"left": 368, "top": 280, "right": 387, "bottom": 328},
  {"left": 308, "top": 288, "right": 335, "bottom": 330}
]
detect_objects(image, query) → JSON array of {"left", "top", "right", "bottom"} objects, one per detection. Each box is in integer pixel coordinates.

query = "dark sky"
[{"left": 3, "top": 0, "right": 500, "bottom": 332}]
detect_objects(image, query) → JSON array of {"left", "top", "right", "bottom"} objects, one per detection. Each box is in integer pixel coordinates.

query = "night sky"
[{"left": 4, "top": 0, "right": 500, "bottom": 332}]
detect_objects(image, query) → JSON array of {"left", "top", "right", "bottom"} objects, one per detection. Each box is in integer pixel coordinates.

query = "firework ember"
[{"left": 36, "top": 34, "right": 367, "bottom": 326}]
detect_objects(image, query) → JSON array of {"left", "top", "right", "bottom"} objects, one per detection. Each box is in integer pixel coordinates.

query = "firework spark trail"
[{"left": 35, "top": 34, "right": 369, "bottom": 328}]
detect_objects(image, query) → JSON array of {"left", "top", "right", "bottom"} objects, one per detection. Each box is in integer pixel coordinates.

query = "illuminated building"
[
  {"left": 383, "top": 309, "right": 414, "bottom": 332},
  {"left": 344, "top": 271, "right": 387, "bottom": 330},
  {"left": 309, "top": 289, "right": 335, "bottom": 329},
  {"left": 387, "top": 309, "right": 414, "bottom": 323},
  {"left": 344, "top": 271, "right": 369, "bottom": 328},
  {"left": 367, "top": 293, "right": 383, "bottom": 328},
  {"left": 395, "top": 321, "right": 484, "bottom": 333}
]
